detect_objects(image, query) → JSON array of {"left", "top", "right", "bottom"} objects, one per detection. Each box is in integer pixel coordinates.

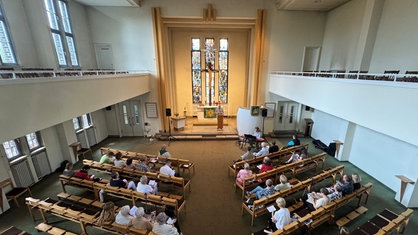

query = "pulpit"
[{"left": 171, "top": 117, "right": 186, "bottom": 131}]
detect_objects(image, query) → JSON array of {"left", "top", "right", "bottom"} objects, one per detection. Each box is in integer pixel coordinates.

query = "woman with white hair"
[
  {"left": 271, "top": 197, "right": 292, "bottom": 231},
  {"left": 253, "top": 142, "right": 269, "bottom": 157},
  {"left": 137, "top": 175, "right": 157, "bottom": 195},
  {"left": 236, "top": 163, "right": 254, "bottom": 186},
  {"left": 132, "top": 207, "right": 153, "bottom": 230},
  {"left": 115, "top": 205, "right": 133, "bottom": 225},
  {"left": 152, "top": 212, "right": 179, "bottom": 235}
]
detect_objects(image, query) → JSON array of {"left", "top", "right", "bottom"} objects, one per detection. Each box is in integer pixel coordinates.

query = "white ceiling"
[
  {"left": 75, "top": 0, "right": 350, "bottom": 12},
  {"left": 275, "top": 0, "right": 351, "bottom": 11}
]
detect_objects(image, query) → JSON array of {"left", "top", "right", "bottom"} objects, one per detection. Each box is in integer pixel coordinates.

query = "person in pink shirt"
[{"left": 236, "top": 163, "right": 253, "bottom": 185}]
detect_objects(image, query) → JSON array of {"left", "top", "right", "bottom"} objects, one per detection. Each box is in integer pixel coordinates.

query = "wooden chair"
[
  {"left": 0, "top": 178, "right": 32, "bottom": 209},
  {"left": 70, "top": 142, "right": 92, "bottom": 162}
]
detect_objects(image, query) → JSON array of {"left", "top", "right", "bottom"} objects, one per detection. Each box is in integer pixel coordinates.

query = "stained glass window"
[
  {"left": 218, "top": 38, "right": 228, "bottom": 103},
  {"left": 191, "top": 38, "right": 228, "bottom": 104},
  {"left": 205, "top": 38, "right": 215, "bottom": 105},
  {"left": 191, "top": 38, "right": 202, "bottom": 104}
]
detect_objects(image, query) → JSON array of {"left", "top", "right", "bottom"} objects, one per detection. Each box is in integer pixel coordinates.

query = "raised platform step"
[
  {"left": 156, "top": 133, "right": 239, "bottom": 141},
  {"left": 270, "top": 130, "right": 304, "bottom": 138},
  {"left": 193, "top": 123, "right": 229, "bottom": 126}
]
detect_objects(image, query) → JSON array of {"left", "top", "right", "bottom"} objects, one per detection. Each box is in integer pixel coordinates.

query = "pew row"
[
  {"left": 243, "top": 165, "right": 344, "bottom": 226},
  {"left": 228, "top": 144, "right": 309, "bottom": 177},
  {"left": 58, "top": 175, "right": 186, "bottom": 219},
  {"left": 256, "top": 182, "right": 374, "bottom": 235},
  {"left": 82, "top": 159, "right": 191, "bottom": 196},
  {"left": 236, "top": 153, "right": 327, "bottom": 199},
  {"left": 100, "top": 147, "right": 195, "bottom": 177},
  {"left": 350, "top": 208, "right": 413, "bottom": 235},
  {"left": 26, "top": 196, "right": 149, "bottom": 235}
]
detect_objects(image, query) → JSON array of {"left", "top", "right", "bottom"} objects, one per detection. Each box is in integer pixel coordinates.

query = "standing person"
[
  {"left": 157, "top": 144, "right": 171, "bottom": 158},
  {"left": 215, "top": 102, "right": 224, "bottom": 130},
  {"left": 100, "top": 151, "right": 114, "bottom": 164},
  {"left": 270, "top": 197, "right": 292, "bottom": 231},
  {"left": 269, "top": 141, "right": 279, "bottom": 153}
]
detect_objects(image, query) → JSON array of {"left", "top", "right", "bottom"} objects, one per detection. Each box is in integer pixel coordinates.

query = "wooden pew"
[
  {"left": 236, "top": 153, "right": 326, "bottom": 199},
  {"left": 100, "top": 147, "right": 195, "bottom": 177},
  {"left": 82, "top": 159, "right": 191, "bottom": 196},
  {"left": 0, "top": 226, "right": 30, "bottom": 235},
  {"left": 242, "top": 165, "right": 344, "bottom": 226},
  {"left": 351, "top": 208, "right": 413, "bottom": 235},
  {"left": 265, "top": 182, "right": 374, "bottom": 234},
  {"left": 58, "top": 175, "right": 186, "bottom": 219},
  {"left": 228, "top": 144, "right": 309, "bottom": 177}
]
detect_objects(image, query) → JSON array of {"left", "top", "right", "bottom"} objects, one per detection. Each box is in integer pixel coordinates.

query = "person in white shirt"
[
  {"left": 254, "top": 142, "right": 269, "bottom": 157},
  {"left": 115, "top": 205, "right": 133, "bottom": 225},
  {"left": 152, "top": 212, "right": 179, "bottom": 235},
  {"left": 159, "top": 161, "right": 177, "bottom": 177},
  {"left": 137, "top": 175, "right": 157, "bottom": 195},
  {"left": 271, "top": 197, "right": 292, "bottom": 231},
  {"left": 113, "top": 152, "right": 126, "bottom": 167},
  {"left": 253, "top": 127, "right": 262, "bottom": 138}
]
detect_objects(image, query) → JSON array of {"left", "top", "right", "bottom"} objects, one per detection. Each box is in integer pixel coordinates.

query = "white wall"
[
  {"left": 369, "top": 0, "right": 418, "bottom": 73},
  {"left": 0, "top": 74, "right": 150, "bottom": 143},
  {"left": 311, "top": 110, "right": 348, "bottom": 146},
  {"left": 91, "top": 109, "right": 109, "bottom": 143},
  {"left": 41, "top": 126, "right": 64, "bottom": 171}
]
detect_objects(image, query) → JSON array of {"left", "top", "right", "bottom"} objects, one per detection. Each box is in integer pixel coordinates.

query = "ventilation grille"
[
  {"left": 31, "top": 150, "right": 52, "bottom": 179},
  {"left": 10, "top": 159, "right": 34, "bottom": 187}
]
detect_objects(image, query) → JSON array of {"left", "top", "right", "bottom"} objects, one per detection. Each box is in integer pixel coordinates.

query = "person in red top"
[
  {"left": 258, "top": 157, "right": 274, "bottom": 183},
  {"left": 74, "top": 165, "right": 94, "bottom": 181}
]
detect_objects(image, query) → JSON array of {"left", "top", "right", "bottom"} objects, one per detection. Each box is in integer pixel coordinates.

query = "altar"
[
  {"left": 171, "top": 116, "right": 186, "bottom": 131},
  {"left": 196, "top": 106, "right": 217, "bottom": 124}
]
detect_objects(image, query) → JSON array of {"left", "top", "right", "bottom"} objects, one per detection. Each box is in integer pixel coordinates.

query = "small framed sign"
[
  {"left": 251, "top": 106, "right": 260, "bottom": 116},
  {"left": 145, "top": 102, "right": 158, "bottom": 118},
  {"left": 265, "top": 102, "right": 276, "bottom": 118}
]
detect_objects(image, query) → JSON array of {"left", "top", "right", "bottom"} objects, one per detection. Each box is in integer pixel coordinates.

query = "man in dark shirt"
[
  {"left": 109, "top": 172, "right": 136, "bottom": 189},
  {"left": 337, "top": 174, "right": 354, "bottom": 196}
]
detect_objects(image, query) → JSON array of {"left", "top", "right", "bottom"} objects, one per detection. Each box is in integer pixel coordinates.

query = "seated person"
[
  {"left": 236, "top": 163, "right": 254, "bottom": 186},
  {"left": 99, "top": 151, "right": 114, "bottom": 164},
  {"left": 337, "top": 174, "right": 354, "bottom": 196},
  {"left": 302, "top": 187, "right": 330, "bottom": 211},
  {"left": 113, "top": 152, "right": 126, "bottom": 167},
  {"left": 115, "top": 205, "right": 133, "bottom": 225},
  {"left": 258, "top": 157, "right": 274, "bottom": 181},
  {"left": 136, "top": 157, "right": 151, "bottom": 172},
  {"left": 159, "top": 161, "right": 178, "bottom": 177},
  {"left": 126, "top": 157, "right": 136, "bottom": 169},
  {"left": 110, "top": 171, "right": 136, "bottom": 190},
  {"left": 287, "top": 135, "right": 300, "bottom": 147},
  {"left": 234, "top": 146, "right": 253, "bottom": 162},
  {"left": 269, "top": 197, "right": 292, "bottom": 231},
  {"left": 326, "top": 184, "right": 343, "bottom": 201},
  {"left": 157, "top": 144, "right": 171, "bottom": 158},
  {"left": 96, "top": 201, "right": 115, "bottom": 226},
  {"left": 352, "top": 173, "right": 362, "bottom": 190},
  {"left": 274, "top": 174, "right": 292, "bottom": 191},
  {"left": 63, "top": 162, "right": 74, "bottom": 177},
  {"left": 269, "top": 141, "right": 279, "bottom": 153},
  {"left": 152, "top": 212, "right": 179, "bottom": 235},
  {"left": 246, "top": 179, "right": 276, "bottom": 201},
  {"left": 132, "top": 207, "right": 153, "bottom": 231},
  {"left": 299, "top": 148, "right": 308, "bottom": 159},
  {"left": 285, "top": 150, "right": 303, "bottom": 164},
  {"left": 253, "top": 142, "right": 269, "bottom": 157},
  {"left": 165, "top": 206, "right": 182, "bottom": 234},
  {"left": 74, "top": 165, "right": 94, "bottom": 181},
  {"left": 137, "top": 175, "right": 158, "bottom": 195},
  {"left": 253, "top": 127, "right": 262, "bottom": 139}
]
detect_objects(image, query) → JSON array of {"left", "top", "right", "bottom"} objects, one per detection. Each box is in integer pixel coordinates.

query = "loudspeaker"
[
  {"left": 305, "top": 106, "right": 311, "bottom": 111},
  {"left": 105, "top": 106, "right": 112, "bottom": 111},
  {"left": 261, "top": 108, "right": 268, "bottom": 117},
  {"left": 165, "top": 108, "right": 172, "bottom": 117}
]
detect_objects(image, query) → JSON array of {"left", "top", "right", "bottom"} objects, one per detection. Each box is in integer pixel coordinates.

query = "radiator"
[
  {"left": 31, "top": 150, "right": 52, "bottom": 179},
  {"left": 10, "top": 159, "right": 35, "bottom": 187}
]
